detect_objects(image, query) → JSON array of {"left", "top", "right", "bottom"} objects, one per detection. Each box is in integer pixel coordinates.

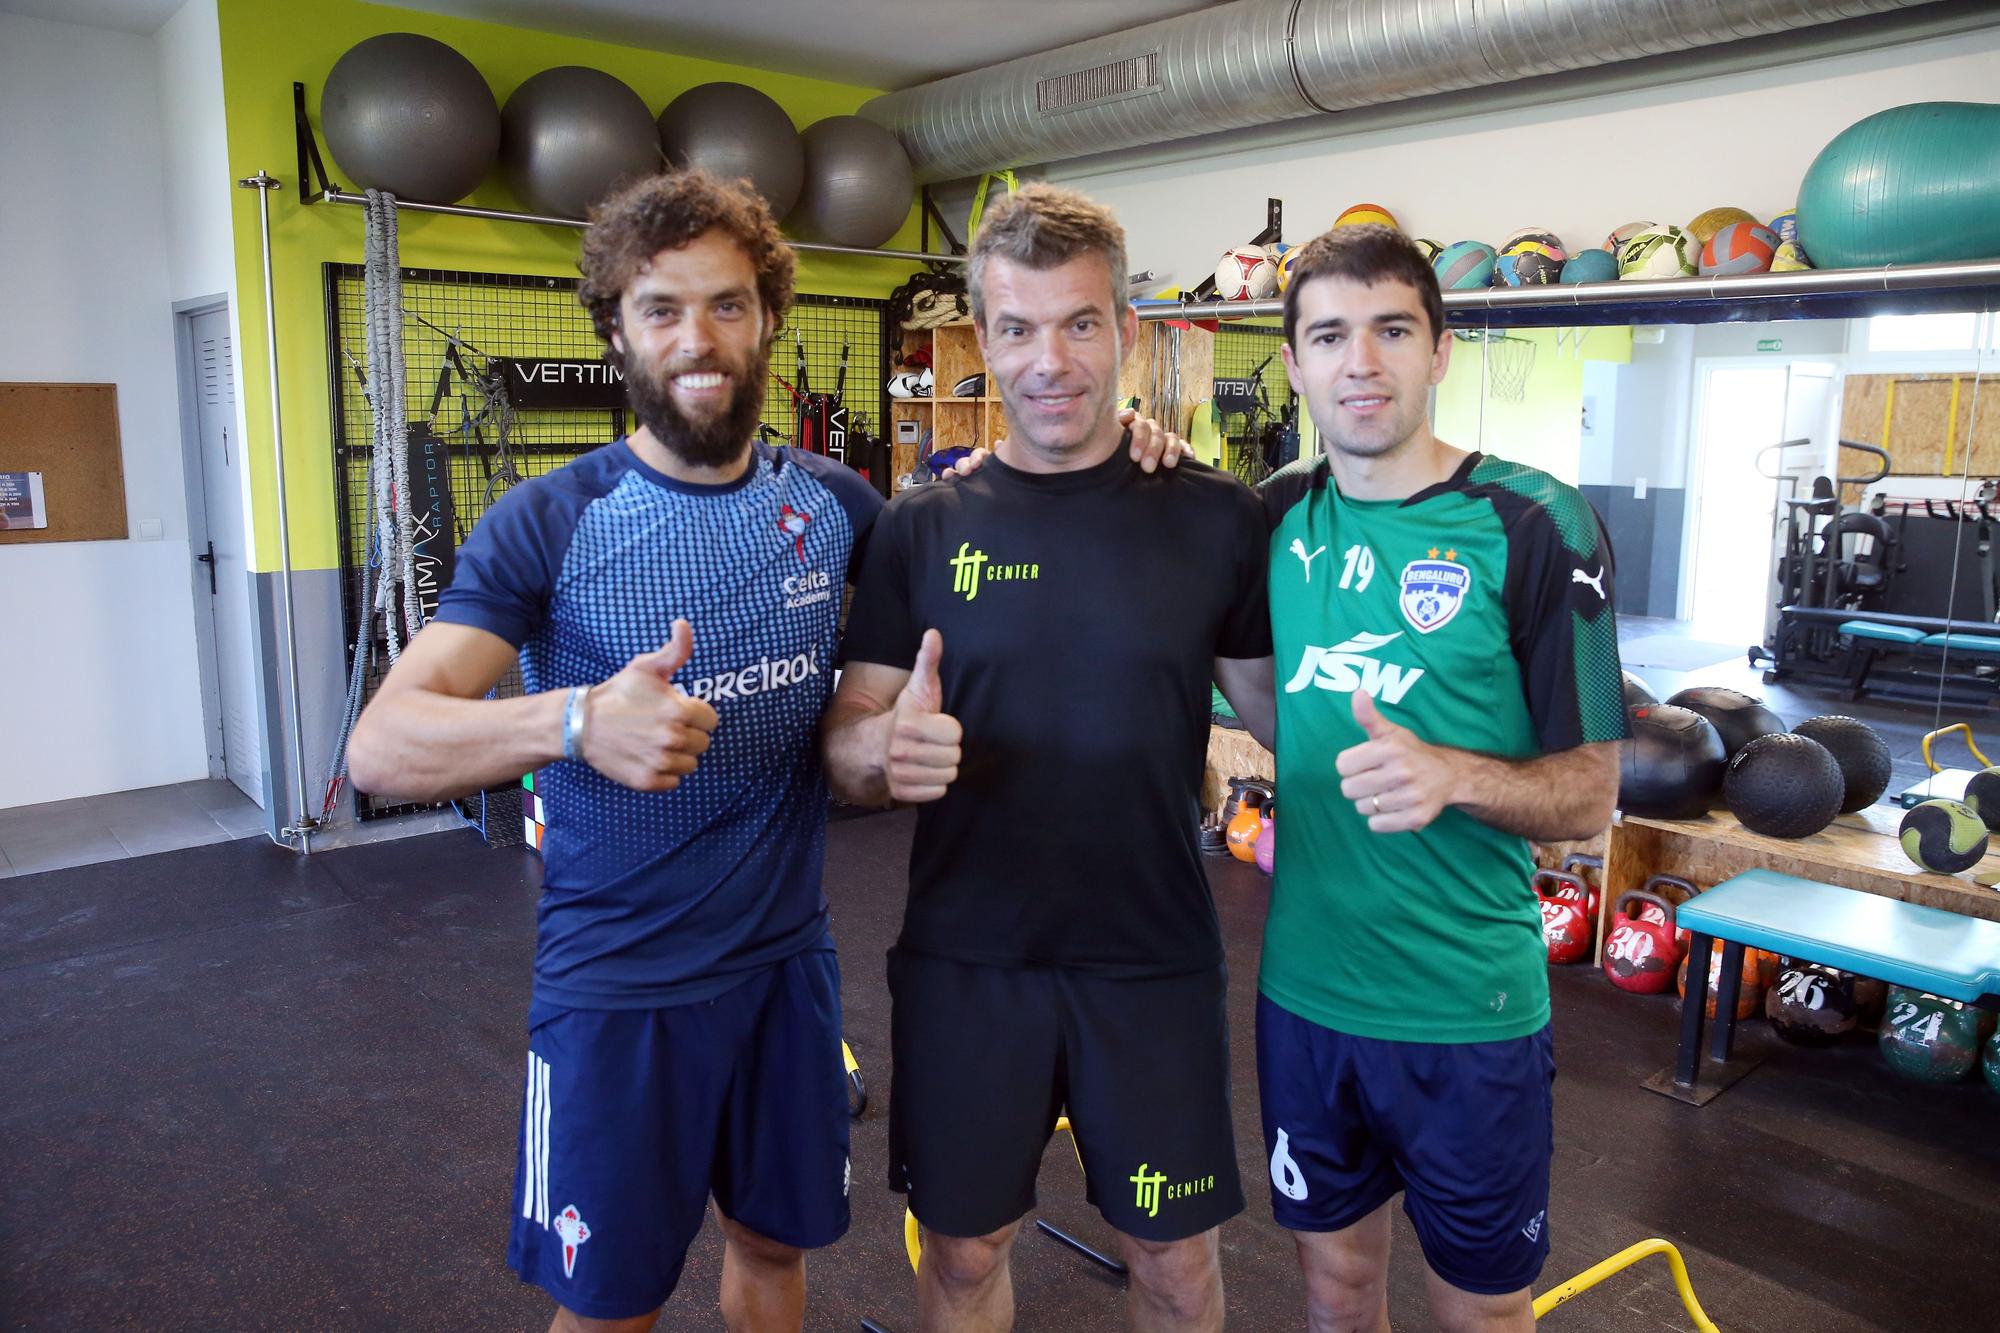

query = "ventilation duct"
[{"left": 861, "top": 0, "right": 1946, "bottom": 183}]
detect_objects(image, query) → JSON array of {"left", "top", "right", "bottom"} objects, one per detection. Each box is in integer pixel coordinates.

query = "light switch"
[
  {"left": 137, "top": 518, "right": 163, "bottom": 540},
  {"left": 1633, "top": 478, "right": 1648, "bottom": 500}
]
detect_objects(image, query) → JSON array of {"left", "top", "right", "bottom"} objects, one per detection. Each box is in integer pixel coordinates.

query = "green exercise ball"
[
  {"left": 1797, "top": 102, "right": 2000, "bottom": 269},
  {"left": 1899, "top": 798, "right": 1988, "bottom": 874}
]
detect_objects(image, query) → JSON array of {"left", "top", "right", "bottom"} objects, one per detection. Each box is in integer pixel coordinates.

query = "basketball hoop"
[{"left": 1485, "top": 335, "right": 1536, "bottom": 404}]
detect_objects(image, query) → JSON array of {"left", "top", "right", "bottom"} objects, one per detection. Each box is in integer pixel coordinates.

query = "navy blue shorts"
[
  {"left": 506, "top": 949, "right": 850, "bottom": 1320},
  {"left": 1256, "top": 994, "right": 1555, "bottom": 1296}
]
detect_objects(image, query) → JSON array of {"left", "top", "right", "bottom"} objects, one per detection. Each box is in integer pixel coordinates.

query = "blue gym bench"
[
  {"left": 1646, "top": 868, "right": 2000, "bottom": 1106},
  {"left": 1830, "top": 613, "right": 2000, "bottom": 704}
]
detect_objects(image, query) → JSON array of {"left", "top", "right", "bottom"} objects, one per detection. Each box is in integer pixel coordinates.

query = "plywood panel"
[
  {"left": 1203, "top": 724, "right": 1273, "bottom": 817},
  {"left": 1117, "top": 323, "right": 1217, "bottom": 439},
  {"left": 1840, "top": 372, "right": 2000, "bottom": 479},
  {"left": 0, "top": 383, "right": 125, "bottom": 544}
]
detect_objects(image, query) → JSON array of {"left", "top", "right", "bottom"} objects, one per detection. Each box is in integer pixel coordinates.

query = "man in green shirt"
[{"left": 1246, "top": 227, "right": 1624, "bottom": 1332}]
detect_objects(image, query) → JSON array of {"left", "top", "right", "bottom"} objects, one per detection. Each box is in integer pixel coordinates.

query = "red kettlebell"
[
  {"left": 1534, "top": 870, "right": 1592, "bottom": 965},
  {"left": 1603, "top": 890, "right": 1685, "bottom": 995},
  {"left": 1559, "top": 853, "right": 1604, "bottom": 929},
  {"left": 1254, "top": 803, "right": 1276, "bottom": 875},
  {"left": 1637, "top": 873, "right": 1697, "bottom": 950}
]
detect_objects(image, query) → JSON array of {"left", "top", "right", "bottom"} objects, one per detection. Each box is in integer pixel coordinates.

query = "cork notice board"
[{"left": 0, "top": 383, "right": 126, "bottom": 544}]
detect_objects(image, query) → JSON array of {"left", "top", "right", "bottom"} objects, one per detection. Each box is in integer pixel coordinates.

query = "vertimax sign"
[{"left": 494, "top": 358, "right": 628, "bottom": 410}]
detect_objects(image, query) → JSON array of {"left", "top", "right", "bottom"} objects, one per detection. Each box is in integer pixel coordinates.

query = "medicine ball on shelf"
[
  {"left": 657, "top": 82, "right": 806, "bottom": 217},
  {"left": 1791, "top": 715, "right": 1893, "bottom": 813},
  {"left": 1900, "top": 798, "right": 1989, "bottom": 874},
  {"left": 1722, "top": 733, "right": 1843, "bottom": 838},
  {"left": 1667, "top": 686, "right": 1786, "bottom": 759},
  {"left": 1963, "top": 766, "right": 2000, "bottom": 833},
  {"left": 1620, "top": 704, "right": 1726, "bottom": 819},
  {"left": 322, "top": 33, "right": 500, "bottom": 202},
  {"left": 501, "top": 67, "right": 659, "bottom": 220},
  {"left": 1622, "top": 669, "right": 1658, "bottom": 710}
]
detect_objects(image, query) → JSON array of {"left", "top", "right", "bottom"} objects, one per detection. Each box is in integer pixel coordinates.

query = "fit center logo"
[
  {"left": 948, "top": 541, "right": 1040, "bottom": 602},
  {"left": 1130, "top": 1162, "right": 1217, "bottom": 1219}
]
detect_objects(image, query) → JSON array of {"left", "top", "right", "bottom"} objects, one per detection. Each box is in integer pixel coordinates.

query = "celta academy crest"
[{"left": 1399, "top": 551, "right": 1471, "bottom": 634}]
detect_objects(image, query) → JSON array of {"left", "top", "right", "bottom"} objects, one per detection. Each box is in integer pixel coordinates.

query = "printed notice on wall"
[{"left": 0, "top": 472, "right": 48, "bottom": 530}]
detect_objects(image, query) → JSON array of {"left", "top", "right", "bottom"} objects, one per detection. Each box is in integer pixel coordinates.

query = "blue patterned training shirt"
[{"left": 433, "top": 439, "right": 882, "bottom": 1008}]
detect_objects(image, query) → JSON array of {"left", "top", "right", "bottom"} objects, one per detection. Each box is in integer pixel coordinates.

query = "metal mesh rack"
[{"left": 324, "top": 262, "right": 891, "bottom": 820}]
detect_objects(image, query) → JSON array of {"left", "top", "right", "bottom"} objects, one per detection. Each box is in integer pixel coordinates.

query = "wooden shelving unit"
[{"left": 890, "top": 322, "right": 1002, "bottom": 483}]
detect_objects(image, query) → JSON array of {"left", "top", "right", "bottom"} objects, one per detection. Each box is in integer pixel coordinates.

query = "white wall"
[
  {"left": 0, "top": 12, "right": 212, "bottom": 806},
  {"left": 1046, "top": 27, "right": 2000, "bottom": 298},
  {"left": 155, "top": 0, "right": 235, "bottom": 306}
]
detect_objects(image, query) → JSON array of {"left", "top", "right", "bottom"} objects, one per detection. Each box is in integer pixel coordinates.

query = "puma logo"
[
  {"left": 1290, "top": 538, "right": 1327, "bottom": 582},
  {"left": 1571, "top": 565, "right": 1605, "bottom": 601}
]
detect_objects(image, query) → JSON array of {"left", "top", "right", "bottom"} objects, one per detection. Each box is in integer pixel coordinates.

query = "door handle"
[{"left": 196, "top": 540, "right": 216, "bottom": 595}]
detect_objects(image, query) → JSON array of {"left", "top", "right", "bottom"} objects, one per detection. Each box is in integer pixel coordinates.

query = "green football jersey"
[{"left": 1261, "top": 451, "right": 1626, "bottom": 1042}]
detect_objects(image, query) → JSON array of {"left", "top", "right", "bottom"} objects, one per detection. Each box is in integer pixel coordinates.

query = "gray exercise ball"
[
  {"left": 502, "top": 66, "right": 659, "bottom": 220},
  {"left": 322, "top": 33, "right": 499, "bottom": 203},
  {"left": 788, "top": 116, "right": 914, "bottom": 250},
  {"left": 657, "top": 82, "right": 804, "bottom": 217}
]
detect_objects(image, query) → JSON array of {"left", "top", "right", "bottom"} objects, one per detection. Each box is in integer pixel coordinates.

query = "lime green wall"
[
  {"left": 1433, "top": 327, "right": 1630, "bottom": 483},
  {"left": 219, "top": 0, "right": 918, "bottom": 570}
]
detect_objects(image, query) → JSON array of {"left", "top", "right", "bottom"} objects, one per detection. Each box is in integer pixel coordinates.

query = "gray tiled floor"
[{"left": 0, "top": 780, "right": 266, "bottom": 876}]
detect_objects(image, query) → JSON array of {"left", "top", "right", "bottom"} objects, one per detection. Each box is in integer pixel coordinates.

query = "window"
[{"left": 1864, "top": 312, "right": 2000, "bottom": 354}]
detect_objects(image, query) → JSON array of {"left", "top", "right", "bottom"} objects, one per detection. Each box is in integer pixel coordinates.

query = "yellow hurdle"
[{"left": 1533, "top": 1237, "right": 1719, "bottom": 1331}]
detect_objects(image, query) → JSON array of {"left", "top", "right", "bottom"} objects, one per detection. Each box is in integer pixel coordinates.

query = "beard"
[{"left": 623, "top": 340, "right": 770, "bottom": 470}]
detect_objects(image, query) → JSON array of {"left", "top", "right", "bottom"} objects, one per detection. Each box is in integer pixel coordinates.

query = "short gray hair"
[{"left": 965, "top": 182, "right": 1128, "bottom": 329}]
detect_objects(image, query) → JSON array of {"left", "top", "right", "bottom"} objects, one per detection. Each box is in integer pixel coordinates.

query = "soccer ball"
[
  {"left": 1275, "top": 244, "right": 1305, "bottom": 293},
  {"left": 1687, "top": 206, "right": 1758, "bottom": 247},
  {"left": 1496, "top": 251, "right": 1563, "bottom": 286},
  {"left": 1603, "top": 220, "right": 1657, "bottom": 261},
  {"left": 1501, "top": 228, "right": 1568, "bottom": 262},
  {"left": 1336, "top": 202, "right": 1398, "bottom": 229},
  {"left": 1700, "top": 222, "right": 1780, "bottom": 276},
  {"left": 1214, "top": 244, "right": 1278, "bottom": 300},
  {"left": 1619, "top": 227, "right": 1696, "bottom": 280},
  {"left": 1435, "top": 240, "right": 1497, "bottom": 290},
  {"left": 1770, "top": 241, "right": 1813, "bottom": 272}
]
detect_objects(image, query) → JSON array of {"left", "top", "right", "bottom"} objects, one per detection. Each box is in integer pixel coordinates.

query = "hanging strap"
[{"left": 965, "top": 170, "right": 1020, "bottom": 241}]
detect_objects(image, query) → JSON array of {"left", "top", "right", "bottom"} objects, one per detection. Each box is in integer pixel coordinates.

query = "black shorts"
[{"left": 887, "top": 947, "right": 1244, "bottom": 1242}]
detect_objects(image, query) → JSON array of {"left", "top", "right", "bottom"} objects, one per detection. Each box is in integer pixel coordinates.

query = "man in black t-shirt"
[{"left": 824, "top": 184, "right": 1275, "bottom": 1331}]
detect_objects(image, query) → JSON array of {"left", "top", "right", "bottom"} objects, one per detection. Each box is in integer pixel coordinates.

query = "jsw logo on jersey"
[
  {"left": 1283, "top": 631, "right": 1426, "bottom": 703},
  {"left": 683, "top": 646, "right": 822, "bottom": 702}
]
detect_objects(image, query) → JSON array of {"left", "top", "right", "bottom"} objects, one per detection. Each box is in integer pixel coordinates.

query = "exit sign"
[{"left": 1757, "top": 338, "right": 1784, "bottom": 352}]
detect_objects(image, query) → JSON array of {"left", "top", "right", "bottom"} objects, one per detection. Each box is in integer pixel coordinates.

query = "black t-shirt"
[{"left": 841, "top": 447, "right": 1273, "bottom": 976}]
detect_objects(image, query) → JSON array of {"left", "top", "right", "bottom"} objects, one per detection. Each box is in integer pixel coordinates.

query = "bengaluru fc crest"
[{"left": 1399, "top": 557, "right": 1471, "bottom": 634}]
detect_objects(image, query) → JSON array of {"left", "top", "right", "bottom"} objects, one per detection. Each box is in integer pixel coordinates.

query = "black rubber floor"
[{"left": 5, "top": 812, "right": 2000, "bottom": 1330}]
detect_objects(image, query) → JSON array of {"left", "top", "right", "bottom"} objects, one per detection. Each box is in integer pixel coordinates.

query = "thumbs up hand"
[
  {"left": 1335, "top": 690, "right": 1453, "bottom": 834},
  {"left": 578, "top": 618, "right": 721, "bottom": 792},
  {"left": 886, "top": 629, "right": 962, "bottom": 802}
]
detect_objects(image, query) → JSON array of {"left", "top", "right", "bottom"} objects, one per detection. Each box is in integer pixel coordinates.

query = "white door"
[
  {"left": 190, "top": 309, "right": 265, "bottom": 807},
  {"left": 1684, "top": 364, "right": 1789, "bottom": 644}
]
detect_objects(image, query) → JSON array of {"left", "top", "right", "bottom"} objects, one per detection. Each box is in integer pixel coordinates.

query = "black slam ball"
[
  {"left": 1620, "top": 704, "right": 1727, "bottom": 819},
  {"left": 1622, "top": 669, "right": 1659, "bottom": 710},
  {"left": 1667, "top": 686, "right": 1787, "bottom": 759},
  {"left": 1962, "top": 766, "right": 2000, "bottom": 833},
  {"left": 1723, "top": 733, "right": 1845, "bottom": 838},
  {"left": 1792, "top": 715, "right": 1893, "bottom": 813}
]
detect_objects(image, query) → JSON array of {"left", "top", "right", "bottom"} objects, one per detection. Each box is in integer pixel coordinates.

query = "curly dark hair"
[
  {"left": 578, "top": 169, "right": 796, "bottom": 368},
  {"left": 1282, "top": 225, "right": 1445, "bottom": 348}
]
